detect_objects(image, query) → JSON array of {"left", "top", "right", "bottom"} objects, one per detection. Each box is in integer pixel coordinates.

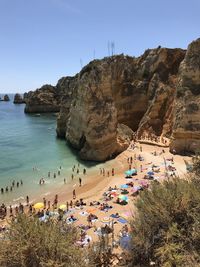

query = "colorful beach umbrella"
[
  {"left": 59, "top": 204, "right": 66, "bottom": 210},
  {"left": 125, "top": 170, "right": 133, "bottom": 176},
  {"left": 121, "top": 184, "right": 129, "bottom": 189},
  {"left": 125, "top": 169, "right": 137, "bottom": 176},
  {"left": 110, "top": 192, "right": 119, "bottom": 197},
  {"left": 34, "top": 202, "right": 44, "bottom": 209},
  {"left": 131, "top": 187, "right": 138, "bottom": 193},
  {"left": 101, "top": 217, "right": 111, "bottom": 223},
  {"left": 147, "top": 171, "right": 154, "bottom": 176},
  {"left": 140, "top": 180, "right": 149, "bottom": 187},
  {"left": 119, "top": 195, "right": 128, "bottom": 201}
]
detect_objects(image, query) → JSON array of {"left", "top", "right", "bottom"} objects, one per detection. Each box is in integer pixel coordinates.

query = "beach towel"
[
  {"left": 117, "top": 218, "right": 128, "bottom": 224},
  {"left": 110, "top": 214, "right": 120, "bottom": 218},
  {"left": 79, "top": 211, "right": 88, "bottom": 216}
]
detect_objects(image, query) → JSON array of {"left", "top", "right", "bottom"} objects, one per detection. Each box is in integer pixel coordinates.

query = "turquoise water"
[{"left": 0, "top": 95, "right": 96, "bottom": 206}]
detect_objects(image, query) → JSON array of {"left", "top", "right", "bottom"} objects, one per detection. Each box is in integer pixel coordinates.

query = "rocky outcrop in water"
[
  {"left": 13, "top": 93, "right": 25, "bottom": 104},
  {"left": 4, "top": 94, "right": 10, "bottom": 101},
  {"left": 25, "top": 38, "right": 200, "bottom": 161},
  {"left": 24, "top": 85, "right": 61, "bottom": 113}
]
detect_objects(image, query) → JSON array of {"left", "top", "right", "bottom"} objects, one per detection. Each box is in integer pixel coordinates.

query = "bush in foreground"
[
  {"left": 131, "top": 178, "right": 200, "bottom": 267},
  {"left": 0, "top": 215, "right": 87, "bottom": 267}
]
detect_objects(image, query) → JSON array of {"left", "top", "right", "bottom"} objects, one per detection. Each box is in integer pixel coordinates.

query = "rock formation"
[
  {"left": 3, "top": 94, "right": 10, "bottom": 101},
  {"left": 170, "top": 38, "right": 200, "bottom": 154},
  {"left": 24, "top": 38, "right": 200, "bottom": 161},
  {"left": 24, "top": 85, "right": 61, "bottom": 113},
  {"left": 13, "top": 93, "right": 25, "bottom": 104}
]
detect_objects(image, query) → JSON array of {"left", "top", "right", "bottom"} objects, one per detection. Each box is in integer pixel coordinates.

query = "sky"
[{"left": 0, "top": 0, "right": 199, "bottom": 93}]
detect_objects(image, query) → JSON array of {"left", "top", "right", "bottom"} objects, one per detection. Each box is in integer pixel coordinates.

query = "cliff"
[
  {"left": 24, "top": 38, "right": 200, "bottom": 161},
  {"left": 24, "top": 85, "right": 61, "bottom": 113},
  {"left": 170, "top": 38, "right": 200, "bottom": 154}
]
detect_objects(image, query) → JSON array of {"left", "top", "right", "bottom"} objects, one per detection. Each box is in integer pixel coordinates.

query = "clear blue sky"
[{"left": 0, "top": 0, "right": 199, "bottom": 93}]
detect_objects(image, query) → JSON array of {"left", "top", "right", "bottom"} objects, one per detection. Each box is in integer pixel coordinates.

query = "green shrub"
[
  {"left": 130, "top": 178, "right": 200, "bottom": 267},
  {"left": 0, "top": 215, "right": 87, "bottom": 267}
]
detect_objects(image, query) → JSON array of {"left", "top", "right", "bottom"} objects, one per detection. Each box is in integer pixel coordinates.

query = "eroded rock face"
[
  {"left": 170, "top": 38, "right": 200, "bottom": 154},
  {"left": 57, "top": 49, "right": 185, "bottom": 161},
  {"left": 24, "top": 38, "right": 200, "bottom": 160},
  {"left": 13, "top": 93, "right": 25, "bottom": 104},
  {"left": 24, "top": 85, "right": 61, "bottom": 113}
]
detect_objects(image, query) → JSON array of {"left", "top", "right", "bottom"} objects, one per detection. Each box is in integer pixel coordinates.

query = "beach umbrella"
[
  {"left": 125, "top": 170, "right": 133, "bottom": 176},
  {"left": 110, "top": 192, "right": 119, "bottom": 197},
  {"left": 131, "top": 168, "right": 137, "bottom": 174},
  {"left": 140, "top": 180, "right": 148, "bottom": 186},
  {"left": 34, "top": 202, "right": 44, "bottom": 209},
  {"left": 120, "top": 184, "right": 129, "bottom": 189},
  {"left": 119, "top": 195, "right": 128, "bottom": 202},
  {"left": 131, "top": 187, "right": 138, "bottom": 193},
  {"left": 59, "top": 204, "right": 66, "bottom": 210},
  {"left": 147, "top": 171, "right": 154, "bottom": 176},
  {"left": 101, "top": 217, "right": 111, "bottom": 223}
]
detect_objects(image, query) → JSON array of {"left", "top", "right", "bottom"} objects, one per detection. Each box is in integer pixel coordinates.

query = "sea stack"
[
  {"left": 3, "top": 94, "right": 10, "bottom": 101},
  {"left": 13, "top": 93, "right": 25, "bottom": 104}
]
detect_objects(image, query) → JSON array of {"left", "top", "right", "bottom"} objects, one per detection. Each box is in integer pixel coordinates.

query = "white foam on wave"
[
  {"left": 13, "top": 196, "right": 24, "bottom": 202},
  {"left": 43, "top": 192, "right": 50, "bottom": 196}
]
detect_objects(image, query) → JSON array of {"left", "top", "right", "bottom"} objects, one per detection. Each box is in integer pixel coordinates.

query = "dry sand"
[{"left": 1, "top": 142, "right": 191, "bottom": 244}]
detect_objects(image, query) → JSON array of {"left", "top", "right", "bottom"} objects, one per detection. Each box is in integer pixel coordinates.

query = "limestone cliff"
[
  {"left": 24, "top": 85, "right": 61, "bottom": 113},
  {"left": 24, "top": 38, "right": 200, "bottom": 161},
  {"left": 170, "top": 38, "right": 200, "bottom": 154},
  {"left": 57, "top": 49, "right": 185, "bottom": 161}
]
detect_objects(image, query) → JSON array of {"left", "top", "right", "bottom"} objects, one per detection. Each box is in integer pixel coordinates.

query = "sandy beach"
[{"left": 1, "top": 141, "right": 191, "bottom": 247}]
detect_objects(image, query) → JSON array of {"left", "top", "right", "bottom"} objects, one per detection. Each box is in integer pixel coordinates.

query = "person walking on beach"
[
  {"left": 48, "top": 171, "right": 50, "bottom": 178},
  {"left": 48, "top": 200, "right": 50, "bottom": 210},
  {"left": 73, "top": 189, "right": 76, "bottom": 199},
  {"left": 83, "top": 168, "right": 86, "bottom": 175},
  {"left": 43, "top": 198, "right": 46, "bottom": 209},
  {"left": 112, "top": 168, "right": 115, "bottom": 176},
  {"left": 54, "top": 173, "right": 56, "bottom": 178},
  {"left": 79, "top": 177, "right": 82, "bottom": 187},
  {"left": 64, "top": 178, "right": 66, "bottom": 184},
  {"left": 26, "top": 196, "right": 29, "bottom": 206}
]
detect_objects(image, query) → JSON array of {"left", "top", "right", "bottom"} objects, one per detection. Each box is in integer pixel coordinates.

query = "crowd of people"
[{"left": 1, "top": 179, "right": 23, "bottom": 194}]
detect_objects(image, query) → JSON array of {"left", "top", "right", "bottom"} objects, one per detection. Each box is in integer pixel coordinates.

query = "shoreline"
[{"left": 1, "top": 142, "right": 190, "bottom": 242}]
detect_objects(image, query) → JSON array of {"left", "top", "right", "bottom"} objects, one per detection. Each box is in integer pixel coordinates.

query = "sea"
[{"left": 0, "top": 94, "right": 98, "bottom": 206}]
